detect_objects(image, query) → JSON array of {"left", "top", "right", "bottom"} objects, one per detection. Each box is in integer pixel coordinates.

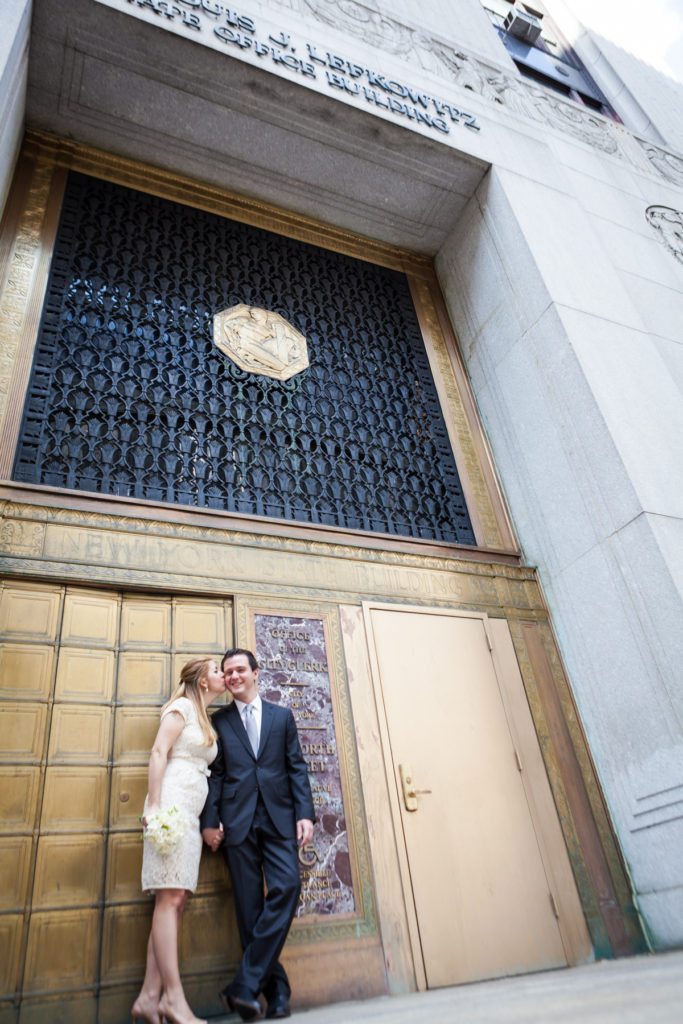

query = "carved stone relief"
[
  {"left": 477, "top": 70, "right": 620, "bottom": 154},
  {"left": 638, "top": 142, "right": 683, "bottom": 188},
  {"left": 303, "top": 0, "right": 415, "bottom": 57},
  {"left": 268, "top": 0, "right": 683, "bottom": 175},
  {"left": 214, "top": 304, "right": 309, "bottom": 380},
  {"left": 645, "top": 205, "right": 683, "bottom": 265}
]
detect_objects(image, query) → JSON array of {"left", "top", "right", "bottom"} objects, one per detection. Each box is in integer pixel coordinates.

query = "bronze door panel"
[{"left": 0, "top": 580, "right": 234, "bottom": 1020}]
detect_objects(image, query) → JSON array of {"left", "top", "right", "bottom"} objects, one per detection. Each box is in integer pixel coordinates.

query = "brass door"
[
  {"left": 364, "top": 604, "right": 588, "bottom": 988},
  {"left": 0, "top": 580, "right": 237, "bottom": 1023}
]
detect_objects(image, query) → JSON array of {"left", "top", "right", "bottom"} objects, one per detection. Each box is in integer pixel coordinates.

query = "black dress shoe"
[
  {"left": 219, "top": 988, "right": 262, "bottom": 1022},
  {"left": 265, "top": 997, "right": 291, "bottom": 1019}
]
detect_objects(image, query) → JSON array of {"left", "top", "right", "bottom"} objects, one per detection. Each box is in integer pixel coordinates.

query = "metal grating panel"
[{"left": 13, "top": 172, "right": 474, "bottom": 544}]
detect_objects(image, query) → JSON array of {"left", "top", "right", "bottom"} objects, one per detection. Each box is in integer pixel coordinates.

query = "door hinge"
[
  {"left": 514, "top": 749, "right": 523, "bottom": 772},
  {"left": 483, "top": 621, "right": 493, "bottom": 651},
  {"left": 549, "top": 891, "right": 560, "bottom": 919}
]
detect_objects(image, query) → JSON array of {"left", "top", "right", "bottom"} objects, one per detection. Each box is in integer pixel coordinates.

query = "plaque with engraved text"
[{"left": 254, "top": 613, "right": 355, "bottom": 917}]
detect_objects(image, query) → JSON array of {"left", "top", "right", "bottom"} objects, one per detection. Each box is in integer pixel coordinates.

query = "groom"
[{"left": 201, "top": 648, "right": 314, "bottom": 1021}]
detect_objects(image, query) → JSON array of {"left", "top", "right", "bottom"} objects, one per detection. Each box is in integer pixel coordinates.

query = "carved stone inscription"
[
  {"left": 95, "top": 0, "right": 481, "bottom": 135},
  {"left": 255, "top": 613, "right": 355, "bottom": 916}
]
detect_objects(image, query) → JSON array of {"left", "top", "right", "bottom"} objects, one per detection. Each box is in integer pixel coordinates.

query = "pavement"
[{"left": 214, "top": 951, "right": 683, "bottom": 1023}]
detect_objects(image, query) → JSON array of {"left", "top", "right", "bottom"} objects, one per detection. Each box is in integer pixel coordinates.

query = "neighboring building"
[{"left": 0, "top": 1, "right": 682, "bottom": 1020}]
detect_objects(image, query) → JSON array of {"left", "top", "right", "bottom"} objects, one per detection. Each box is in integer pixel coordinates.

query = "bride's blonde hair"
[{"left": 162, "top": 657, "right": 217, "bottom": 745}]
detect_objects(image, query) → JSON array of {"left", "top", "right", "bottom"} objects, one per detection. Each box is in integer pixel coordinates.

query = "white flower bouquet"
[{"left": 144, "top": 806, "right": 186, "bottom": 854}]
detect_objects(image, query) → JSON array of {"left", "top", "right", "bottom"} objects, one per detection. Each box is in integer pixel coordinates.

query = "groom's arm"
[{"left": 200, "top": 727, "right": 225, "bottom": 846}]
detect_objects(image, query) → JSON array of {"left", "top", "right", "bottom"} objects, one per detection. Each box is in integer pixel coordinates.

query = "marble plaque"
[{"left": 255, "top": 613, "right": 355, "bottom": 917}]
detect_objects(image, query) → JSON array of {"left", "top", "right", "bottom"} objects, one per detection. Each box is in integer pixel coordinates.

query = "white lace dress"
[{"left": 141, "top": 697, "right": 217, "bottom": 893}]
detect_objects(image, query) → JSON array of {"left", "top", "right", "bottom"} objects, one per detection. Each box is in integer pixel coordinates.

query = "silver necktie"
[{"left": 244, "top": 703, "right": 259, "bottom": 756}]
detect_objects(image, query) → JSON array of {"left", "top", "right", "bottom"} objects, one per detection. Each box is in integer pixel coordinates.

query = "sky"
[{"left": 567, "top": 0, "right": 683, "bottom": 83}]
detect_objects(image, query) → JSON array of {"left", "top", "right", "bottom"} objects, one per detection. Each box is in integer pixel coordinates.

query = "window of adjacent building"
[{"left": 481, "top": 0, "right": 618, "bottom": 118}]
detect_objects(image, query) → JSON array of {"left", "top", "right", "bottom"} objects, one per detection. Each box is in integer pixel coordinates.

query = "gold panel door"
[
  {"left": 106, "top": 593, "right": 232, "bottom": 1021},
  {"left": 364, "top": 604, "right": 575, "bottom": 988},
  {"left": 0, "top": 580, "right": 234, "bottom": 1023}
]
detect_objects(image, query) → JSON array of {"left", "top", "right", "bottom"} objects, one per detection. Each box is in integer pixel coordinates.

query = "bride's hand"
[{"left": 142, "top": 804, "right": 160, "bottom": 828}]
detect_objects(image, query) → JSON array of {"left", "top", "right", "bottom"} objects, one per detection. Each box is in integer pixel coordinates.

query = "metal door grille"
[{"left": 13, "top": 172, "right": 475, "bottom": 544}]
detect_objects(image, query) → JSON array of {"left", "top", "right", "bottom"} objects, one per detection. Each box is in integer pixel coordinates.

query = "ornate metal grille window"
[{"left": 14, "top": 172, "right": 475, "bottom": 544}]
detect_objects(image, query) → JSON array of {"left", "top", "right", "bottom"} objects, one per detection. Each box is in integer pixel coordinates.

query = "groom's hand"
[
  {"left": 296, "top": 818, "right": 314, "bottom": 845},
  {"left": 202, "top": 825, "right": 224, "bottom": 852}
]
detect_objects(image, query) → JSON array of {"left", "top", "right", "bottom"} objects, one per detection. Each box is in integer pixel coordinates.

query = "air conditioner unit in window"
[{"left": 503, "top": 5, "right": 543, "bottom": 44}]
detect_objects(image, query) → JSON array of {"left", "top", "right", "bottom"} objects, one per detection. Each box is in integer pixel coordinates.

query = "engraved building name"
[{"left": 95, "top": 0, "right": 482, "bottom": 136}]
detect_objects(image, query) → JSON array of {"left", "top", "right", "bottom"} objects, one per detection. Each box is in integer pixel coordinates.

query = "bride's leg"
[
  {"left": 151, "top": 889, "right": 185, "bottom": 1000},
  {"left": 152, "top": 889, "right": 204, "bottom": 1023},
  {"left": 131, "top": 931, "right": 162, "bottom": 1022}
]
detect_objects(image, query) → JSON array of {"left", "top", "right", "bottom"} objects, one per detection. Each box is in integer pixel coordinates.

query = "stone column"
[
  {"left": 0, "top": 0, "right": 31, "bottom": 217},
  {"left": 436, "top": 145, "right": 683, "bottom": 949}
]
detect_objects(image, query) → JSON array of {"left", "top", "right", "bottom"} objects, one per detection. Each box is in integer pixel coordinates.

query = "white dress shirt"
[{"left": 234, "top": 693, "right": 262, "bottom": 749}]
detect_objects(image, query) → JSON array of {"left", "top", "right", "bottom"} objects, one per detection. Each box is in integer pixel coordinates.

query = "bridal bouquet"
[{"left": 144, "top": 806, "right": 186, "bottom": 854}]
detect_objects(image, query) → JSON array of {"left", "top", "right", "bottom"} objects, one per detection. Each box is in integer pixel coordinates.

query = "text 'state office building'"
[{"left": 1, "top": 0, "right": 683, "bottom": 1020}]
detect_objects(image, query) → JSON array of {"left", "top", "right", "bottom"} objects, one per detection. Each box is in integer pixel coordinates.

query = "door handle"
[{"left": 399, "top": 763, "right": 432, "bottom": 812}]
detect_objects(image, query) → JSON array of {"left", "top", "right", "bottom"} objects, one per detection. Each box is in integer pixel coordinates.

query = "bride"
[{"left": 132, "top": 657, "right": 226, "bottom": 1024}]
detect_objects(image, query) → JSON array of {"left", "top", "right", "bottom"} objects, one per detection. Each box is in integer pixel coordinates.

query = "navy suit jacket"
[{"left": 200, "top": 698, "right": 315, "bottom": 846}]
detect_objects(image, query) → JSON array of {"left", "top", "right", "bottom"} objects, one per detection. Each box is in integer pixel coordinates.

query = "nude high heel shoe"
[{"left": 157, "top": 996, "right": 206, "bottom": 1024}]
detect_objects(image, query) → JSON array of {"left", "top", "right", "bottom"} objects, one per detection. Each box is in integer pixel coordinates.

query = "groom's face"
[{"left": 224, "top": 654, "right": 259, "bottom": 704}]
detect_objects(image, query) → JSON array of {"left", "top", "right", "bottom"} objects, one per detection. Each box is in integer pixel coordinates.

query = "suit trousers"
[{"left": 224, "top": 797, "right": 301, "bottom": 1002}]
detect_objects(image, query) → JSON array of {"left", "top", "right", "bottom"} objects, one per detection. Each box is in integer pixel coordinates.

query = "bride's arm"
[
  {"left": 143, "top": 710, "right": 185, "bottom": 823},
  {"left": 201, "top": 729, "right": 225, "bottom": 849}
]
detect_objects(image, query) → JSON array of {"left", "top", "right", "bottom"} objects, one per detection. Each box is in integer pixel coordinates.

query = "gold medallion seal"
[{"left": 213, "top": 304, "right": 309, "bottom": 381}]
